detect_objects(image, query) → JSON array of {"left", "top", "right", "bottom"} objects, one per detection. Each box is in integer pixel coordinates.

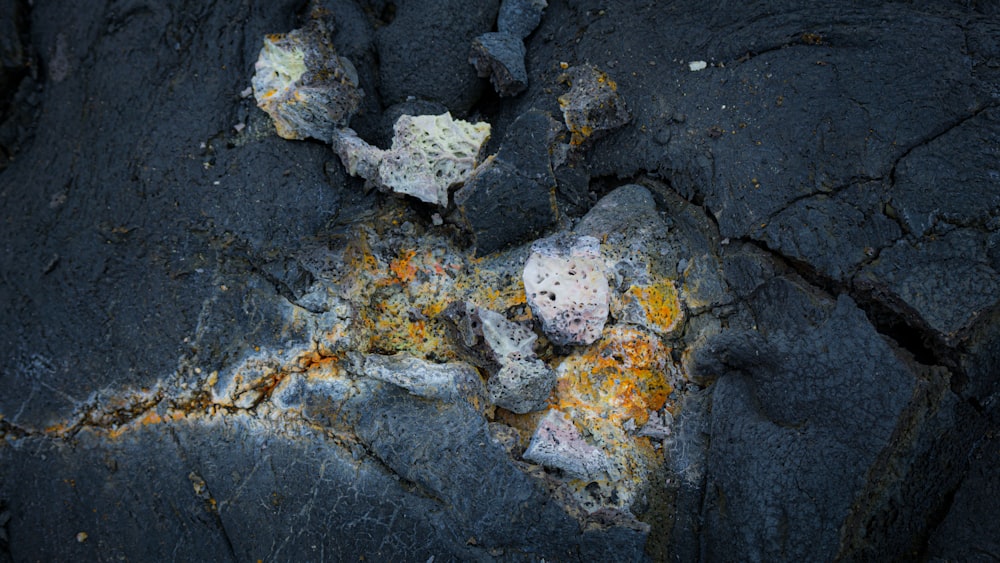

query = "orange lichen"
[
  {"left": 555, "top": 326, "right": 672, "bottom": 427},
  {"left": 621, "top": 281, "right": 683, "bottom": 335},
  {"left": 389, "top": 249, "right": 418, "bottom": 283}
]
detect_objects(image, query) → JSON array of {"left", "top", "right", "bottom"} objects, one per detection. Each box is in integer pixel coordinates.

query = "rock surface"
[{"left": 1, "top": 1, "right": 998, "bottom": 561}]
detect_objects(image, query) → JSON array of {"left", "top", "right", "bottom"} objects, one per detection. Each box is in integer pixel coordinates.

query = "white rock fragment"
[
  {"left": 523, "top": 234, "right": 610, "bottom": 346},
  {"left": 444, "top": 302, "right": 555, "bottom": 413},
  {"left": 688, "top": 60, "right": 708, "bottom": 71},
  {"left": 478, "top": 306, "right": 536, "bottom": 358},
  {"left": 523, "top": 410, "right": 609, "bottom": 479},
  {"left": 251, "top": 23, "right": 362, "bottom": 140},
  {"left": 333, "top": 112, "right": 491, "bottom": 206}
]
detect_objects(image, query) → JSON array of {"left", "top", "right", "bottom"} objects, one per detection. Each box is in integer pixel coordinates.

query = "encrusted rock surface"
[
  {"left": 251, "top": 20, "right": 363, "bottom": 140},
  {"left": 1, "top": 1, "right": 998, "bottom": 561}
]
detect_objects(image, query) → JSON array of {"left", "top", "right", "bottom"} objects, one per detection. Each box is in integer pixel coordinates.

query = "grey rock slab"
[
  {"left": 0, "top": 0, "right": 339, "bottom": 429},
  {"left": 344, "top": 382, "right": 648, "bottom": 558},
  {"left": 697, "top": 277, "right": 920, "bottom": 561},
  {"left": 455, "top": 109, "right": 559, "bottom": 255},
  {"left": 926, "top": 432, "right": 1000, "bottom": 563},
  {"left": 856, "top": 228, "right": 1000, "bottom": 343},
  {"left": 760, "top": 183, "right": 902, "bottom": 281},
  {"left": 891, "top": 106, "right": 1000, "bottom": 239}
]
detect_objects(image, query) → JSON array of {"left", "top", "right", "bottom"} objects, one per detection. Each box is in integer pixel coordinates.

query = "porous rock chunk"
[
  {"left": 333, "top": 112, "right": 491, "bottom": 206},
  {"left": 523, "top": 409, "right": 610, "bottom": 479},
  {"left": 251, "top": 22, "right": 362, "bottom": 141},
  {"left": 442, "top": 301, "right": 555, "bottom": 413},
  {"left": 558, "top": 64, "right": 630, "bottom": 145},
  {"left": 523, "top": 234, "right": 610, "bottom": 346}
]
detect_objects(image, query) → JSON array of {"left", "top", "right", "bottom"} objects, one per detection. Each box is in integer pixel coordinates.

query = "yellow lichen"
[{"left": 621, "top": 281, "right": 683, "bottom": 335}]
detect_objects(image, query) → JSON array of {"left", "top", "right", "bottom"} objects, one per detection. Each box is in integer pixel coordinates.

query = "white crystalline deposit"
[
  {"left": 523, "top": 234, "right": 610, "bottom": 346},
  {"left": 333, "top": 113, "right": 491, "bottom": 206}
]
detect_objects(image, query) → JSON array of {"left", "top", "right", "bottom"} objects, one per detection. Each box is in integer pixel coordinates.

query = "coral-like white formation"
[
  {"left": 333, "top": 113, "right": 491, "bottom": 206},
  {"left": 523, "top": 234, "right": 610, "bottom": 345},
  {"left": 251, "top": 23, "right": 362, "bottom": 140},
  {"left": 523, "top": 409, "right": 609, "bottom": 479}
]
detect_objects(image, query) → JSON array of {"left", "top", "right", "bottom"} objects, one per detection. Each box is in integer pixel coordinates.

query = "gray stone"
[
  {"left": 857, "top": 228, "right": 1000, "bottom": 343},
  {"left": 362, "top": 353, "right": 486, "bottom": 406},
  {"left": 498, "top": 0, "right": 547, "bottom": 39},
  {"left": 455, "top": 109, "right": 559, "bottom": 254},
  {"left": 375, "top": 0, "right": 499, "bottom": 114},
  {"left": 469, "top": 32, "right": 528, "bottom": 97}
]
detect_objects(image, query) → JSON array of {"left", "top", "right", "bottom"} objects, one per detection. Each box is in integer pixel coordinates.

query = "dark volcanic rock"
[
  {"left": 926, "top": 432, "right": 1000, "bottom": 562},
  {"left": 498, "top": 0, "right": 546, "bottom": 40},
  {"left": 375, "top": 0, "right": 499, "bottom": 114},
  {"left": 0, "top": 0, "right": 338, "bottom": 430},
  {"left": 455, "top": 109, "right": 559, "bottom": 255},
  {"left": 3, "top": 1, "right": 1000, "bottom": 561},
  {"left": 470, "top": 32, "right": 528, "bottom": 97},
  {"left": 696, "top": 277, "right": 933, "bottom": 561}
]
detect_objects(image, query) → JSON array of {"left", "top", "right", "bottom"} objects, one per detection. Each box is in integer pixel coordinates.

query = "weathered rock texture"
[{"left": 1, "top": 1, "right": 998, "bottom": 561}]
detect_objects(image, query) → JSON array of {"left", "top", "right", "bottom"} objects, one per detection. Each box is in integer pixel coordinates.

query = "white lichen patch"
[
  {"left": 333, "top": 112, "right": 491, "bottom": 206},
  {"left": 523, "top": 234, "right": 610, "bottom": 345}
]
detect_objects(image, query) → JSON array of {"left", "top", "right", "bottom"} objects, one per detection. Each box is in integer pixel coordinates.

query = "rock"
[
  {"left": 333, "top": 112, "right": 491, "bottom": 205},
  {"left": 522, "top": 234, "right": 610, "bottom": 346},
  {"left": 557, "top": 64, "right": 630, "bottom": 145},
  {"left": 856, "top": 228, "right": 1000, "bottom": 343},
  {"left": 375, "top": 0, "right": 499, "bottom": 114},
  {"left": 362, "top": 353, "right": 486, "bottom": 406},
  {"left": 497, "top": 0, "right": 547, "bottom": 39},
  {"left": 523, "top": 409, "right": 610, "bottom": 479},
  {"left": 926, "top": 432, "right": 1000, "bottom": 562},
  {"left": 454, "top": 109, "right": 559, "bottom": 254},
  {"left": 441, "top": 301, "right": 555, "bottom": 413},
  {"left": 891, "top": 107, "right": 1000, "bottom": 239},
  {"left": 697, "top": 278, "right": 920, "bottom": 561},
  {"left": 469, "top": 32, "right": 527, "bottom": 97},
  {"left": 5, "top": 1, "right": 1000, "bottom": 560},
  {"left": 251, "top": 20, "right": 363, "bottom": 141}
]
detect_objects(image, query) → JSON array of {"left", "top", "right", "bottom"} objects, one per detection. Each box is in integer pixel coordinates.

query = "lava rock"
[
  {"left": 497, "top": 0, "right": 547, "bottom": 39},
  {"left": 469, "top": 31, "right": 528, "bottom": 97},
  {"left": 857, "top": 228, "right": 1000, "bottom": 343},
  {"left": 557, "top": 64, "right": 631, "bottom": 145},
  {"left": 522, "top": 234, "right": 610, "bottom": 346},
  {"left": 251, "top": 20, "right": 363, "bottom": 141},
  {"left": 698, "top": 278, "right": 919, "bottom": 561},
  {"left": 375, "top": 0, "right": 499, "bottom": 114},
  {"left": 455, "top": 109, "right": 559, "bottom": 255}
]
